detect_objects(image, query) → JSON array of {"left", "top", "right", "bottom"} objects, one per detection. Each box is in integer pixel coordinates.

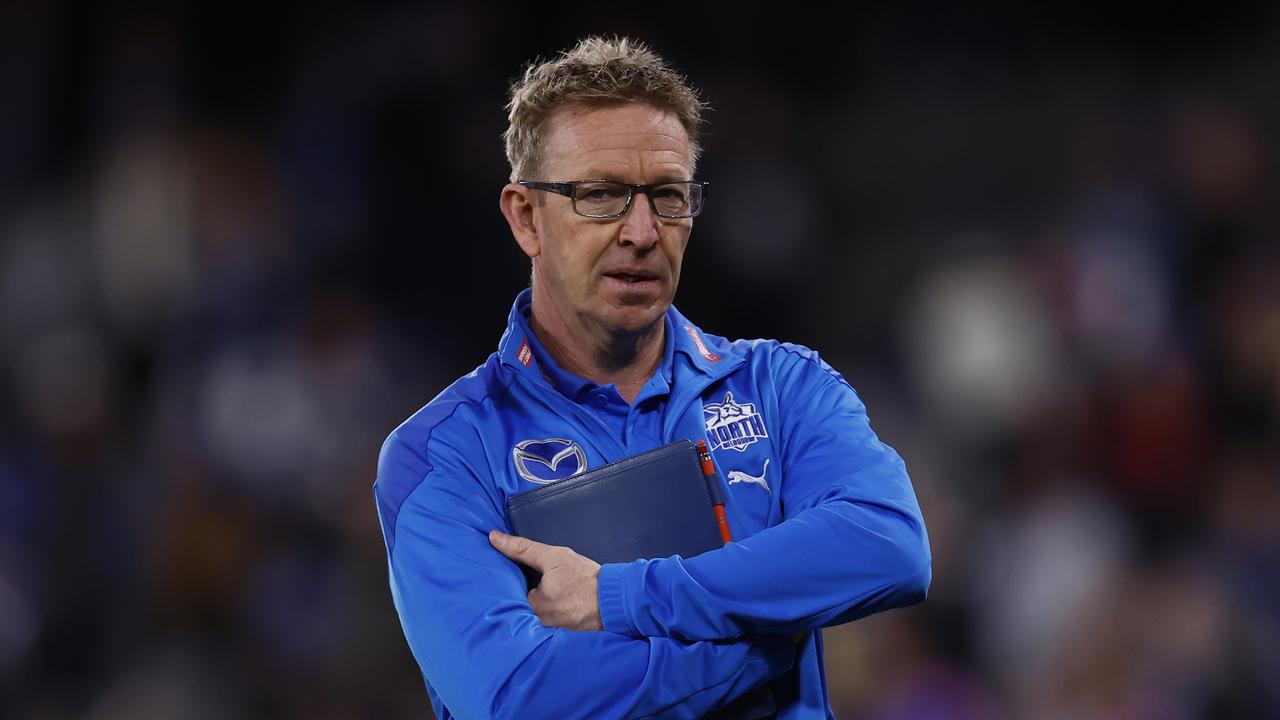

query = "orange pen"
[{"left": 696, "top": 439, "right": 733, "bottom": 543}]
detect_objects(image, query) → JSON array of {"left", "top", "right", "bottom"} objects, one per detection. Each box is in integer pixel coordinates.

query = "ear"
[{"left": 500, "top": 183, "right": 540, "bottom": 259}]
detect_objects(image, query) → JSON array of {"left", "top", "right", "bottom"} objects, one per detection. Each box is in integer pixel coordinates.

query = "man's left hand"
[{"left": 489, "top": 530, "right": 602, "bottom": 631}]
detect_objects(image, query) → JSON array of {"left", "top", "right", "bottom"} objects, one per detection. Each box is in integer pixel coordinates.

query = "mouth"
[{"left": 603, "top": 269, "right": 661, "bottom": 284}]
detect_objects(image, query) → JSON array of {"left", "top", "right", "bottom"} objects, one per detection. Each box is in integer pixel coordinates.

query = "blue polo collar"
[{"left": 496, "top": 289, "right": 740, "bottom": 397}]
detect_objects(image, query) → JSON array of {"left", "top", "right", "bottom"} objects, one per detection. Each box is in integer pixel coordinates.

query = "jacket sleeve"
[
  {"left": 377, "top": 430, "right": 796, "bottom": 720},
  {"left": 597, "top": 347, "right": 931, "bottom": 643}
]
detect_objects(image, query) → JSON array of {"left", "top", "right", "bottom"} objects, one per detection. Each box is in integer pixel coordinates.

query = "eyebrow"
[{"left": 575, "top": 172, "right": 692, "bottom": 183}]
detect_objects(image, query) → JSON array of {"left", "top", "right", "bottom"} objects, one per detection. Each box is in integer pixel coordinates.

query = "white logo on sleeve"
[{"left": 726, "top": 458, "right": 771, "bottom": 493}]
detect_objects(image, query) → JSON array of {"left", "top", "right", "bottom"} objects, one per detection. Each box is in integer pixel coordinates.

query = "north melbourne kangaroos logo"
[{"left": 703, "top": 392, "right": 768, "bottom": 452}]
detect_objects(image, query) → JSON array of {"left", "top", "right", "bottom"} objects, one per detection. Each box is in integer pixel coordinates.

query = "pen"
[{"left": 696, "top": 439, "right": 733, "bottom": 544}]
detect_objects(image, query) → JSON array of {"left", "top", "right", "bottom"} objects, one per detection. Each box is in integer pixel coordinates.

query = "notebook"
[
  {"left": 505, "top": 439, "right": 725, "bottom": 581},
  {"left": 504, "top": 438, "right": 777, "bottom": 720}
]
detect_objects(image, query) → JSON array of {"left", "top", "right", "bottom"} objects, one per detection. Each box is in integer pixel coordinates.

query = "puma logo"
[{"left": 726, "top": 459, "right": 770, "bottom": 493}]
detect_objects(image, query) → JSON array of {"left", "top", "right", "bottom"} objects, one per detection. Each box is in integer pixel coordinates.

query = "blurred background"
[{"left": 2, "top": 1, "right": 1278, "bottom": 718}]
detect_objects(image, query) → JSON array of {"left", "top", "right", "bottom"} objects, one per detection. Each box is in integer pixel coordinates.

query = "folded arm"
[
  {"left": 597, "top": 350, "right": 932, "bottom": 643},
  {"left": 378, "top": 432, "right": 795, "bottom": 720}
]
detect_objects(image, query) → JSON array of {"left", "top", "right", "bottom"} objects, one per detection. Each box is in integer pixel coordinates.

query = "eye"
[
  {"left": 652, "top": 185, "right": 688, "bottom": 202},
  {"left": 574, "top": 183, "right": 627, "bottom": 202},
  {"left": 651, "top": 183, "right": 693, "bottom": 215}
]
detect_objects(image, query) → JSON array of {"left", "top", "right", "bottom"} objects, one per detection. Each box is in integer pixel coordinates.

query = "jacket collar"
[
  {"left": 665, "top": 303, "right": 743, "bottom": 381},
  {"left": 497, "top": 289, "right": 744, "bottom": 393}
]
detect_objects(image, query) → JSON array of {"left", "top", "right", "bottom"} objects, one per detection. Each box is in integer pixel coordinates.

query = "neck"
[{"left": 528, "top": 293, "right": 665, "bottom": 405}]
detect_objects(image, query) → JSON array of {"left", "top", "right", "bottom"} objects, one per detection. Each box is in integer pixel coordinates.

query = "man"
[{"left": 374, "top": 36, "right": 931, "bottom": 719}]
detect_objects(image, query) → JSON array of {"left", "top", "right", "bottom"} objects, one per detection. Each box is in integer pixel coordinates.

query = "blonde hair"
[{"left": 503, "top": 36, "right": 709, "bottom": 182}]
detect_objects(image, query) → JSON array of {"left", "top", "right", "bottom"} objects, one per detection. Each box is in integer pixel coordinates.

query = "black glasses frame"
[{"left": 518, "top": 179, "right": 709, "bottom": 219}]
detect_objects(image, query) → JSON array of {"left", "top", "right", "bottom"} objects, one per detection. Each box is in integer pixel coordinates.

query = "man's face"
[{"left": 529, "top": 103, "right": 693, "bottom": 339}]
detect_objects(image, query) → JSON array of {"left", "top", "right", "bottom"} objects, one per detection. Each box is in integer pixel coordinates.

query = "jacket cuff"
[{"left": 597, "top": 562, "right": 641, "bottom": 637}]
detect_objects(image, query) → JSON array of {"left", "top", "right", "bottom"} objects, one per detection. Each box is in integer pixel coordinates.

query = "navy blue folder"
[
  {"left": 504, "top": 439, "right": 779, "bottom": 719},
  {"left": 506, "top": 439, "right": 725, "bottom": 580}
]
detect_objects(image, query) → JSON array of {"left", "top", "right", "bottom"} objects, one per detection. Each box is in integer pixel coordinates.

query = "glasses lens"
[
  {"left": 652, "top": 182, "right": 701, "bottom": 217},
  {"left": 572, "top": 182, "right": 630, "bottom": 217}
]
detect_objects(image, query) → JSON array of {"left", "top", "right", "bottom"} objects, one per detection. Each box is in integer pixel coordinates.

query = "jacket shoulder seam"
[{"left": 382, "top": 367, "right": 516, "bottom": 557}]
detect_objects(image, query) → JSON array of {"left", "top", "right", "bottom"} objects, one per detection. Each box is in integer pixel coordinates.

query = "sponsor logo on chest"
[
  {"left": 512, "top": 437, "right": 587, "bottom": 484},
  {"left": 703, "top": 391, "right": 769, "bottom": 452}
]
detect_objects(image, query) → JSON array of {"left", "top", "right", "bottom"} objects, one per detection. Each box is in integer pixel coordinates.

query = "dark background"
[{"left": 2, "top": 2, "right": 1278, "bottom": 717}]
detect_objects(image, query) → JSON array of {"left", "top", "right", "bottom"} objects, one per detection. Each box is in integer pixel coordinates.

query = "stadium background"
[{"left": 1, "top": 2, "right": 1278, "bottom": 717}]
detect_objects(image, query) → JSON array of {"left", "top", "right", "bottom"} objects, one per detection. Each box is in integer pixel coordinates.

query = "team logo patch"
[
  {"left": 703, "top": 392, "right": 768, "bottom": 452},
  {"left": 512, "top": 438, "right": 587, "bottom": 484}
]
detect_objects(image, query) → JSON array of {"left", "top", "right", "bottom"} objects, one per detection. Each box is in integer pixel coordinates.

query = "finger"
[{"left": 489, "top": 530, "right": 551, "bottom": 571}]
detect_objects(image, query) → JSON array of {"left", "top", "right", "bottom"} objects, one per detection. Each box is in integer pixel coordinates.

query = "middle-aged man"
[{"left": 374, "top": 36, "right": 931, "bottom": 719}]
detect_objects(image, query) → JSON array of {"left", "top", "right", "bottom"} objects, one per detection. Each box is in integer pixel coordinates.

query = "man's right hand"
[{"left": 490, "top": 530, "right": 604, "bottom": 632}]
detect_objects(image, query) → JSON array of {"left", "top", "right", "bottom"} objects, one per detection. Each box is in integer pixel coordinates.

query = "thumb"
[{"left": 489, "top": 530, "right": 547, "bottom": 570}]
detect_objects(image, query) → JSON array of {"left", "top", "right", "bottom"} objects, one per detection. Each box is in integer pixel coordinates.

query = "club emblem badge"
[{"left": 703, "top": 392, "right": 769, "bottom": 452}]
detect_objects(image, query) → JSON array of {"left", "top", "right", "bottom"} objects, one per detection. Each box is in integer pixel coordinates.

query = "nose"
[{"left": 617, "top": 191, "right": 661, "bottom": 250}]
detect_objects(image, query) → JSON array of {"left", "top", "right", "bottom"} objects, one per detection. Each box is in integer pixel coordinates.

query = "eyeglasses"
[{"left": 518, "top": 180, "right": 709, "bottom": 219}]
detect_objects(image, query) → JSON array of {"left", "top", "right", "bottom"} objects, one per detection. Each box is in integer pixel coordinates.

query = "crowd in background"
[{"left": 2, "top": 3, "right": 1278, "bottom": 718}]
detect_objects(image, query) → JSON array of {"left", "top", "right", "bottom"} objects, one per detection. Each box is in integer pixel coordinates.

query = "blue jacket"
[{"left": 374, "top": 290, "right": 931, "bottom": 719}]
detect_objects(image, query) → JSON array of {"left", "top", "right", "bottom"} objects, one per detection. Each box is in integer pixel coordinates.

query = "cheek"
[
  {"left": 542, "top": 221, "right": 584, "bottom": 275},
  {"left": 664, "top": 230, "right": 691, "bottom": 272},
  {"left": 549, "top": 239, "right": 598, "bottom": 293}
]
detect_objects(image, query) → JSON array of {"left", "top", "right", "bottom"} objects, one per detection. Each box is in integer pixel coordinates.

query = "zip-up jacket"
[{"left": 374, "top": 289, "right": 931, "bottom": 719}]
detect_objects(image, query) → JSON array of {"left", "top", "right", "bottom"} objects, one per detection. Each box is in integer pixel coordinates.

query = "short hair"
[{"left": 503, "top": 36, "right": 709, "bottom": 182}]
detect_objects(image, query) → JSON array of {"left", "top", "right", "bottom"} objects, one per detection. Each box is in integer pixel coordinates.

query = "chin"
[{"left": 600, "top": 303, "right": 668, "bottom": 336}]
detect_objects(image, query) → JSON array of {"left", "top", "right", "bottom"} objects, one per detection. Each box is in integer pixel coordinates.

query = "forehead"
[{"left": 541, "top": 103, "right": 691, "bottom": 180}]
